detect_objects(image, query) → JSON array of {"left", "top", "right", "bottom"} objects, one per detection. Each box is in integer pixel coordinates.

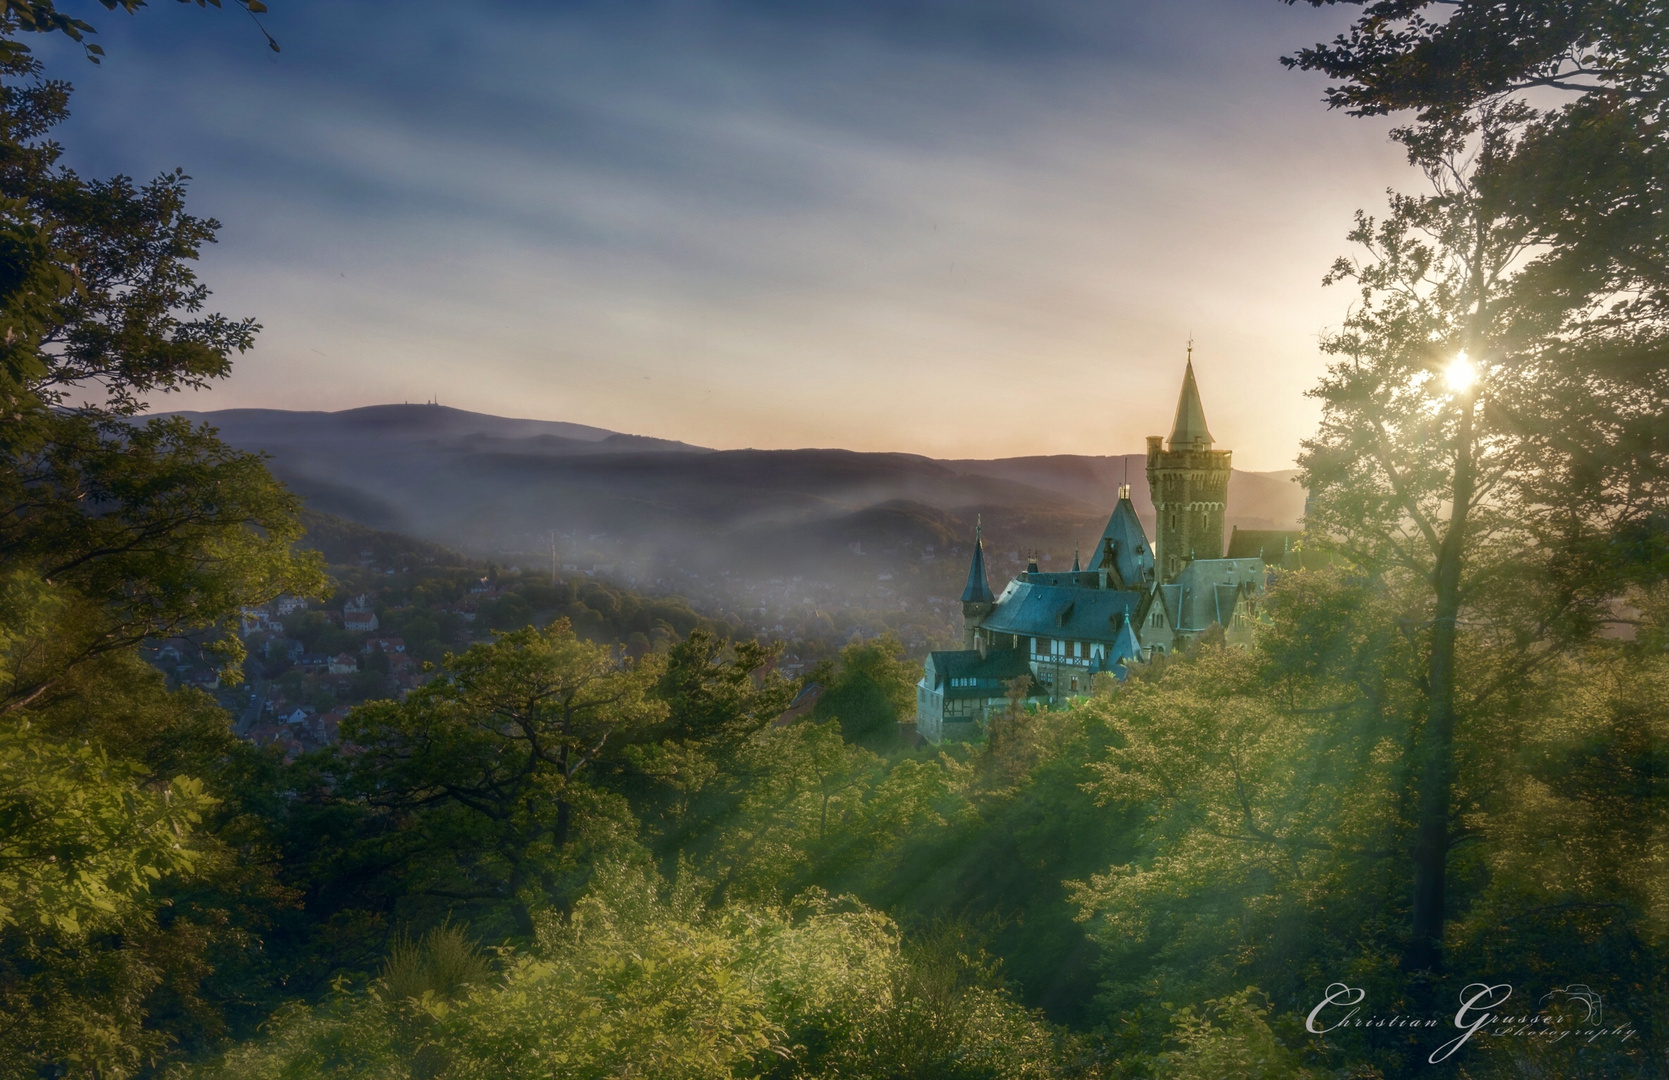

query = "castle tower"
[
  {"left": 960, "top": 521, "right": 995, "bottom": 648},
  {"left": 1146, "top": 355, "right": 1231, "bottom": 583}
]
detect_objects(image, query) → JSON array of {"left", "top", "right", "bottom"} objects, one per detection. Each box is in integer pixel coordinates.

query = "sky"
[{"left": 38, "top": 0, "right": 1412, "bottom": 470}]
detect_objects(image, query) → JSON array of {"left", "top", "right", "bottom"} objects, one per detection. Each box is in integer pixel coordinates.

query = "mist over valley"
[{"left": 171, "top": 403, "right": 1304, "bottom": 647}]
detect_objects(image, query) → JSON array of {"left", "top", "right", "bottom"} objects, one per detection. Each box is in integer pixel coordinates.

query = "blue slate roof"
[
  {"left": 1225, "top": 529, "right": 1300, "bottom": 561},
  {"left": 981, "top": 580, "right": 1143, "bottom": 643},
  {"left": 960, "top": 536, "right": 994, "bottom": 604},
  {"left": 1088, "top": 495, "right": 1154, "bottom": 590},
  {"left": 921, "top": 647, "right": 1033, "bottom": 698},
  {"left": 1169, "top": 358, "right": 1215, "bottom": 448},
  {"left": 1157, "top": 557, "right": 1265, "bottom": 632}
]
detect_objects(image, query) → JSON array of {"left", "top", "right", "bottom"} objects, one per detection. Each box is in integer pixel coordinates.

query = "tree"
[
  {"left": 185, "top": 865, "right": 1092, "bottom": 1080},
  {"left": 0, "top": 716, "right": 212, "bottom": 1076},
  {"left": 0, "top": 0, "right": 278, "bottom": 60},
  {"left": 1155, "top": 989, "right": 1318, "bottom": 1080},
  {"left": 1283, "top": 2, "right": 1667, "bottom": 119},
  {"left": 1283, "top": 3, "right": 1669, "bottom": 374},
  {"left": 333, "top": 622, "right": 665, "bottom": 937},
  {"left": 0, "top": 36, "right": 324, "bottom": 712},
  {"left": 623, "top": 628, "right": 797, "bottom": 873},
  {"left": 1069, "top": 633, "right": 1411, "bottom": 1052},
  {"left": 0, "top": 14, "right": 322, "bottom": 1072},
  {"left": 0, "top": 587, "right": 317, "bottom": 1077},
  {"left": 812, "top": 634, "right": 918, "bottom": 751},
  {"left": 1298, "top": 112, "right": 1666, "bottom": 972},
  {"left": 653, "top": 629, "right": 794, "bottom": 745},
  {"left": 1062, "top": 566, "right": 1669, "bottom": 1075}
]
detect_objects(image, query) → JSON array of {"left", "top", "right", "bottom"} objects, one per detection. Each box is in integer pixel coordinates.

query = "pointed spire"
[
  {"left": 1072, "top": 546, "right": 1081, "bottom": 572},
  {"left": 1168, "top": 355, "right": 1214, "bottom": 449},
  {"left": 960, "top": 520, "right": 993, "bottom": 604},
  {"left": 1113, "top": 605, "right": 1143, "bottom": 664}
]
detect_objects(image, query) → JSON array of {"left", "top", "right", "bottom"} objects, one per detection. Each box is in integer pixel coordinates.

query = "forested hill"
[
  {"left": 167, "top": 404, "right": 1304, "bottom": 591},
  {"left": 290, "top": 509, "right": 734, "bottom": 659}
]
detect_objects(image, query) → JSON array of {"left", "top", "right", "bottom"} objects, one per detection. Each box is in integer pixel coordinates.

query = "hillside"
[{"left": 168, "top": 404, "right": 1305, "bottom": 631}]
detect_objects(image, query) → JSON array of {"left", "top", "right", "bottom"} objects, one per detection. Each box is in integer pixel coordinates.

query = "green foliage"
[
  {"left": 281, "top": 610, "right": 359, "bottom": 658},
  {"left": 478, "top": 591, "right": 532, "bottom": 632},
  {"left": 0, "top": 721, "right": 207, "bottom": 936},
  {"left": 330, "top": 622, "right": 665, "bottom": 936},
  {"left": 1281, "top": 1, "right": 1663, "bottom": 120},
  {"left": 0, "top": 37, "right": 325, "bottom": 713},
  {"left": 379, "top": 924, "right": 494, "bottom": 1004},
  {"left": 624, "top": 630, "right": 797, "bottom": 872},
  {"left": 1061, "top": 581, "right": 1669, "bottom": 1076},
  {"left": 1284, "top": 2, "right": 1669, "bottom": 330},
  {"left": 187, "top": 866, "right": 1090, "bottom": 1080},
  {"left": 1066, "top": 624, "right": 1408, "bottom": 1067},
  {"left": 296, "top": 510, "right": 459, "bottom": 572},
  {"left": 0, "top": 604, "right": 299, "bottom": 1078},
  {"left": 0, "top": 20, "right": 322, "bottom": 1072},
  {"left": 0, "top": 719, "right": 212, "bottom": 1077},
  {"left": 1154, "top": 989, "right": 1318, "bottom": 1080},
  {"left": 811, "top": 634, "right": 918, "bottom": 750},
  {"left": 1297, "top": 102, "right": 1667, "bottom": 970}
]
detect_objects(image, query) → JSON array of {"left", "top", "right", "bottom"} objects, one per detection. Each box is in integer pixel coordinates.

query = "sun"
[{"left": 1444, "top": 351, "right": 1478, "bottom": 393}]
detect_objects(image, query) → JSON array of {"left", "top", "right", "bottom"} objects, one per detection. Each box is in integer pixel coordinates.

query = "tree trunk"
[
  {"left": 1406, "top": 396, "right": 1477, "bottom": 973},
  {"left": 1408, "top": 550, "right": 1460, "bottom": 971},
  {"left": 555, "top": 795, "right": 571, "bottom": 849},
  {"left": 507, "top": 861, "right": 537, "bottom": 938},
  {"left": 555, "top": 744, "right": 573, "bottom": 849}
]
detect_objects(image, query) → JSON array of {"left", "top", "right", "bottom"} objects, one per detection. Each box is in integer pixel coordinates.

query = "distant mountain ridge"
[
  {"left": 169, "top": 404, "right": 632, "bottom": 445},
  {"left": 160, "top": 404, "right": 1304, "bottom": 592}
]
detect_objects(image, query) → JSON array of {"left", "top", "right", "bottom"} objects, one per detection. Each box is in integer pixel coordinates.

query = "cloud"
[{"left": 43, "top": 0, "right": 1409, "bottom": 468}]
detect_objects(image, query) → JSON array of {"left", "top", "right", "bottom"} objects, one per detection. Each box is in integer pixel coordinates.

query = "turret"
[
  {"left": 960, "top": 520, "right": 995, "bottom": 648},
  {"left": 1089, "top": 480, "right": 1155, "bottom": 590},
  {"left": 1147, "top": 351, "right": 1232, "bottom": 582}
]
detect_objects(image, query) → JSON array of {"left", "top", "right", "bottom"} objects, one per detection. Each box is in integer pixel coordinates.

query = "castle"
[{"left": 915, "top": 359, "right": 1281, "bottom": 743}]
